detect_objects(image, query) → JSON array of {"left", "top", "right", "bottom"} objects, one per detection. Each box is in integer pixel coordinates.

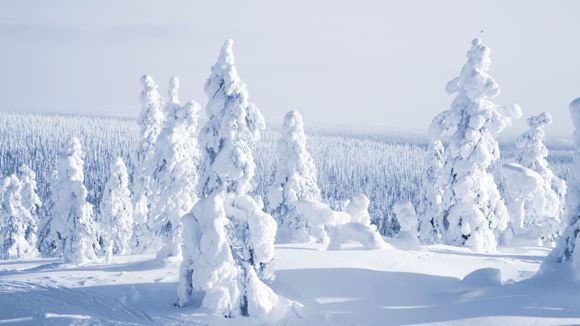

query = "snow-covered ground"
[{"left": 1, "top": 241, "right": 578, "bottom": 325}]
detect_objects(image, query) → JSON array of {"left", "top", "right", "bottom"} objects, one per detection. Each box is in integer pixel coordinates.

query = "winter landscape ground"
[
  {"left": 2, "top": 243, "right": 580, "bottom": 325},
  {"left": 1, "top": 2, "right": 580, "bottom": 324}
]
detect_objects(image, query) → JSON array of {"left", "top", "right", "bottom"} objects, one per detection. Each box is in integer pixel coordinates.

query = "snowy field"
[{"left": 1, "top": 242, "right": 579, "bottom": 325}]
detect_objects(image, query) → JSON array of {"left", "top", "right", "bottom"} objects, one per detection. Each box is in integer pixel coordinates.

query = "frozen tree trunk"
[
  {"left": 0, "top": 175, "right": 39, "bottom": 259},
  {"left": 132, "top": 75, "right": 165, "bottom": 254},
  {"left": 429, "top": 38, "right": 521, "bottom": 253},
  {"left": 100, "top": 157, "right": 134, "bottom": 259},
  {"left": 39, "top": 138, "right": 97, "bottom": 264},
  {"left": 177, "top": 39, "right": 288, "bottom": 318},
  {"left": 148, "top": 77, "right": 201, "bottom": 260},
  {"left": 416, "top": 140, "right": 445, "bottom": 244},
  {"left": 549, "top": 98, "right": 580, "bottom": 271},
  {"left": 268, "top": 110, "right": 322, "bottom": 243}
]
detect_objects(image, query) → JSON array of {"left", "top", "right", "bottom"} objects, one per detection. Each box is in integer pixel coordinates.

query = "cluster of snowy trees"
[
  {"left": 2, "top": 36, "right": 580, "bottom": 310},
  {"left": 409, "top": 38, "right": 569, "bottom": 253}
]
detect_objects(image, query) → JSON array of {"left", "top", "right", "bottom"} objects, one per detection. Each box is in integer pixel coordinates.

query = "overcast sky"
[{"left": 0, "top": 0, "right": 579, "bottom": 135}]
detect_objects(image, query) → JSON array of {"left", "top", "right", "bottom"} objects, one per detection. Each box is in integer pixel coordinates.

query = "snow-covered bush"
[
  {"left": 343, "top": 194, "right": 373, "bottom": 226},
  {"left": 268, "top": 110, "right": 322, "bottom": 243},
  {"left": 39, "top": 138, "right": 97, "bottom": 263},
  {"left": 0, "top": 174, "right": 39, "bottom": 259},
  {"left": 392, "top": 200, "right": 420, "bottom": 249},
  {"left": 99, "top": 157, "right": 133, "bottom": 260},
  {"left": 503, "top": 112, "right": 566, "bottom": 242},
  {"left": 178, "top": 39, "right": 287, "bottom": 318},
  {"left": 326, "top": 194, "right": 388, "bottom": 250},
  {"left": 416, "top": 140, "right": 444, "bottom": 244},
  {"left": 148, "top": 77, "right": 201, "bottom": 259},
  {"left": 549, "top": 98, "right": 580, "bottom": 272},
  {"left": 132, "top": 74, "right": 165, "bottom": 253},
  {"left": 429, "top": 38, "right": 521, "bottom": 252}
]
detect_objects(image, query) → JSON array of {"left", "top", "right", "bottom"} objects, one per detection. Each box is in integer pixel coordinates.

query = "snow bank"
[{"left": 461, "top": 268, "right": 502, "bottom": 286}]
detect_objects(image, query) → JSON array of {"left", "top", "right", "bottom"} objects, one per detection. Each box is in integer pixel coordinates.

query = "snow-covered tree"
[
  {"left": 548, "top": 98, "right": 580, "bottom": 272},
  {"left": 392, "top": 200, "right": 420, "bottom": 249},
  {"left": 39, "top": 137, "right": 97, "bottom": 263},
  {"left": 149, "top": 77, "right": 201, "bottom": 259},
  {"left": 100, "top": 157, "right": 133, "bottom": 260},
  {"left": 268, "top": 110, "right": 322, "bottom": 243},
  {"left": 132, "top": 75, "right": 165, "bottom": 253},
  {"left": 429, "top": 38, "right": 521, "bottom": 253},
  {"left": 416, "top": 140, "right": 445, "bottom": 244},
  {"left": 516, "top": 114, "right": 566, "bottom": 220},
  {"left": 178, "top": 39, "right": 285, "bottom": 318},
  {"left": 502, "top": 112, "right": 566, "bottom": 242},
  {"left": 0, "top": 175, "right": 39, "bottom": 259},
  {"left": 18, "top": 164, "right": 42, "bottom": 226}
]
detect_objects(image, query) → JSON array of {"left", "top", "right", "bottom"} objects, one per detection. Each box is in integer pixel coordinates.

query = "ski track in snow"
[{"left": 0, "top": 244, "right": 579, "bottom": 325}]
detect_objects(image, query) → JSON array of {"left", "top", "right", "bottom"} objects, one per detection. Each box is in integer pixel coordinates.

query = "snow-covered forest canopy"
[{"left": 0, "top": 111, "right": 572, "bottom": 238}]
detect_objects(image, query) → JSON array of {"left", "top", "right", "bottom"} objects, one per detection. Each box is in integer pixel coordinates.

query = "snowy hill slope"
[{"left": 0, "top": 243, "right": 578, "bottom": 325}]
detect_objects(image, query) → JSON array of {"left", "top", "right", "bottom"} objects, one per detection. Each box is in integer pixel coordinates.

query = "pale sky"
[{"left": 0, "top": 0, "right": 579, "bottom": 136}]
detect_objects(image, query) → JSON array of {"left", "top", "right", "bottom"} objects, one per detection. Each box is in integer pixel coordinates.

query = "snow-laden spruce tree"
[
  {"left": 503, "top": 112, "right": 566, "bottom": 241},
  {"left": 100, "top": 157, "right": 133, "bottom": 260},
  {"left": 149, "top": 77, "right": 201, "bottom": 259},
  {"left": 18, "top": 164, "right": 42, "bottom": 227},
  {"left": 548, "top": 98, "right": 580, "bottom": 273},
  {"left": 416, "top": 140, "right": 445, "bottom": 244},
  {"left": 39, "top": 138, "right": 97, "bottom": 263},
  {"left": 132, "top": 74, "right": 165, "bottom": 253},
  {"left": 428, "top": 38, "right": 521, "bottom": 252},
  {"left": 268, "top": 110, "right": 322, "bottom": 243},
  {"left": 178, "top": 39, "right": 290, "bottom": 319},
  {"left": 0, "top": 175, "right": 39, "bottom": 259}
]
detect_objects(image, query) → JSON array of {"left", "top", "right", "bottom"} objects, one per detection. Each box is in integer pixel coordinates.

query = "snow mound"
[{"left": 461, "top": 268, "right": 502, "bottom": 286}]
